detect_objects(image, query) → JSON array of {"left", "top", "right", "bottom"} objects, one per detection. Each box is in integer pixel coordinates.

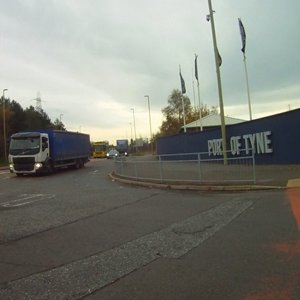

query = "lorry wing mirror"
[{"left": 42, "top": 137, "right": 49, "bottom": 151}]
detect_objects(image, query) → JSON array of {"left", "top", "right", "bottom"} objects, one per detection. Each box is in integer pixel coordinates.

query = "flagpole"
[
  {"left": 192, "top": 77, "right": 196, "bottom": 109},
  {"left": 195, "top": 54, "right": 203, "bottom": 131},
  {"left": 179, "top": 65, "right": 187, "bottom": 133},
  {"left": 182, "top": 95, "right": 187, "bottom": 133},
  {"left": 192, "top": 77, "right": 201, "bottom": 131},
  {"left": 207, "top": 0, "right": 227, "bottom": 163},
  {"left": 196, "top": 81, "right": 203, "bottom": 131},
  {"left": 238, "top": 18, "right": 252, "bottom": 121},
  {"left": 243, "top": 54, "right": 252, "bottom": 120}
]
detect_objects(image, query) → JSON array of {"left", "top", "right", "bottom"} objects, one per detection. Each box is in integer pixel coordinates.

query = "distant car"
[{"left": 106, "top": 149, "right": 119, "bottom": 159}]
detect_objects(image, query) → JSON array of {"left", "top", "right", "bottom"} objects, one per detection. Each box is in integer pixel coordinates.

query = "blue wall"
[{"left": 157, "top": 109, "right": 300, "bottom": 164}]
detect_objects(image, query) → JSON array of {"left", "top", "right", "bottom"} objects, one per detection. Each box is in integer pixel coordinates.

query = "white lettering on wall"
[
  {"left": 256, "top": 132, "right": 265, "bottom": 154},
  {"left": 243, "top": 134, "right": 256, "bottom": 154},
  {"left": 230, "top": 136, "right": 242, "bottom": 155},
  {"left": 208, "top": 131, "right": 273, "bottom": 156},
  {"left": 208, "top": 139, "right": 223, "bottom": 156},
  {"left": 264, "top": 131, "right": 273, "bottom": 153}
]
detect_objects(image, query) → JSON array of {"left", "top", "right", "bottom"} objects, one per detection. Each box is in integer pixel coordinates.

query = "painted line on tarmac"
[
  {"left": 0, "top": 198, "right": 253, "bottom": 299},
  {"left": 91, "top": 170, "right": 99, "bottom": 175},
  {"left": 0, "top": 194, "right": 55, "bottom": 208}
]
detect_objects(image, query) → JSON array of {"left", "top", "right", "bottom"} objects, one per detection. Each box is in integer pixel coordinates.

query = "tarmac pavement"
[{"left": 1, "top": 160, "right": 300, "bottom": 299}]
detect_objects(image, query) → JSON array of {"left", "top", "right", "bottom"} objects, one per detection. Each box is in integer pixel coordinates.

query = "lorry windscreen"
[{"left": 9, "top": 137, "right": 41, "bottom": 155}]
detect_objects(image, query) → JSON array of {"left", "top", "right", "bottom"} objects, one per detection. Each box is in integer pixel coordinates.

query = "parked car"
[{"left": 106, "top": 149, "right": 119, "bottom": 159}]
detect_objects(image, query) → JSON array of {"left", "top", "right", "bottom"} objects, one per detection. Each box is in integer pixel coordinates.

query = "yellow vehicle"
[{"left": 92, "top": 141, "right": 109, "bottom": 158}]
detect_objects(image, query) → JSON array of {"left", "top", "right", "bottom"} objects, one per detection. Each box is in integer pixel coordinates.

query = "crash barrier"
[{"left": 113, "top": 150, "right": 256, "bottom": 184}]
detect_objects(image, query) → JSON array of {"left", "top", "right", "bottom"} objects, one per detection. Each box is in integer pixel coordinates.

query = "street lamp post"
[
  {"left": 131, "top": 108, "right": 137, "bottom": 152},
  {"left": 207, "top": 0, "right": 227, "bottom": 163},
  {"left": 2, "top": 89, "right": 8, "bottom": 161},
  {"left": 129, "top": 122, "right": 133, "bottom": 144},
  {"left": 144, "top": 95, "right": 153, "bottom": 154}
]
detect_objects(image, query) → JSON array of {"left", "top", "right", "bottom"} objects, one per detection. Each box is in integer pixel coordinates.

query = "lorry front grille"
[
  {"left": 13, "top": 157, "right": 35, "bottom": 171},
  {"left": 13, "top": 157, "right": 35, "bottom": 164}
]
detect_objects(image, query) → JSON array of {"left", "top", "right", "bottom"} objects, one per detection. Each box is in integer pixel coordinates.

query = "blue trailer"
[{"left": 8, "top": 130, "right": 90, "bottom": 175}]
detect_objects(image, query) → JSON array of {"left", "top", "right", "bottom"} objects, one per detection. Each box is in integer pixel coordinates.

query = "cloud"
[{"left": 0, "top": 0, "right": 299, "bottom": 144}]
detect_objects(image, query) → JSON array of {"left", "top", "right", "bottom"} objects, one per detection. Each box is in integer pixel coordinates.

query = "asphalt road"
[{"left": 0, "top": 159, "right": 299, "bottom": 299}]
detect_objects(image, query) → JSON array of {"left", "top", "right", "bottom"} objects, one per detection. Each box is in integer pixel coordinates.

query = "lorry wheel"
[
  {"left": 75, "top": 160, "right": 81, "bottom": 169},
  {"left": 47, "top": 162, "right": 54, "bottom": 174},
  {"left": 74, "top": 159, "right": 84, "bottom": 169}
]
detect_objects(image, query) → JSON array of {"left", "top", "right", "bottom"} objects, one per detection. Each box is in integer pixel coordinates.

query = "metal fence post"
[
  {"left": 121, "top": 157, "right": 124, "bottom": 175},
  {"left": 134, "top": 160, "right": 138, "bottom": 178},
  {"left": 159, "top": 155, "right": 163, "bottom": 183},
  {"left": 252, "top": 151, "right": 256, "bottom": 184},
  {"left": 198, "top": 153, "right": 202, "bottom": 182}
]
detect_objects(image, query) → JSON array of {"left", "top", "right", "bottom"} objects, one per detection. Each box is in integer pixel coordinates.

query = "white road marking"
[
  {"left": 0, "top": 171, "right": 9, "bottom": 175},
  {"left": 91, "top": 170, "right": 99, "bottom": 174},
  {"left": 0, "top": 199, "right": 253, "bottom": 299},
  {"left": 1, "top": 194, "right": 55, "bottom": 208}
]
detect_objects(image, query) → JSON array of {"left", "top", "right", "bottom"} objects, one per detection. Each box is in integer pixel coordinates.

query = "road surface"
[{"left": 0, "top": 159, "right": 299, "bottom": 299}]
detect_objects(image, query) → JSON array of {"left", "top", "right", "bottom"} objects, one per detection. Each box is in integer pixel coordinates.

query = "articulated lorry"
[{"left": 8, "top": 130, "right": 90, "bottom": 176}]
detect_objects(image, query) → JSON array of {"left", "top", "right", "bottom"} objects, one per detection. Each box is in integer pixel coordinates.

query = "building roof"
[{"left": 182, "top": 113, "right": 246, "bottom": 130}]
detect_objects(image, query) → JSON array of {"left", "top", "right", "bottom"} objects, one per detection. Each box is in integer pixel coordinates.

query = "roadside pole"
[{"left": 207, "top": 0, "right": 227, "bottom": 164}]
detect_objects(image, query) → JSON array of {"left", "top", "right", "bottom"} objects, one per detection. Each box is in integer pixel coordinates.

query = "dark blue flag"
[
  {"left": 217, "top": 49, "right": 222, "bottom": 67},
  {"left": 238, "top": 18, "right": 246, "bottom": 54},
  {"left": 179, "top": 68, "right": 186, "bottom": 94},
  {"left": 195, "top": 54, "right": 199, "bottom": 81}
]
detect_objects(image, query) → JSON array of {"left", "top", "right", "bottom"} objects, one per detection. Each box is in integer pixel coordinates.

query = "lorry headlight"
[
  {"left": 9, "top": 163, "right": 14, "bottom": 170},
  {"left": 35, "top": 163, "right": 43, "bottom": 169}
]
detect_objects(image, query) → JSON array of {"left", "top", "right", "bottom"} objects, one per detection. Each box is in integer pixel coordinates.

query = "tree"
[
  {"left": 24, "top": 106, "right": 53, "bottom": 130},
  {"left": 186, "top": 104, "right": 211, "bottom": 124},
  {"left": 159, "top": 89, "right": 192, "bottom": 136},
  {"left": 0, "top": 97, "right": 69, "bottom": 162},
  {"left": 7, "top": 100, "right": 26, "bottom": 134},
  {"left": 0, "top": 97, "right": 27, "bottom": 160},
  {"left": 162, "top": 89, "right": 192, "bottom": 122},
  {"left": 159, "top": 115, "right": 182, "bottom": 136},
  {"left": 158, "top": 89, "right": 212, "bottom": 138},
  {"left": 52, "top": 118, "right": 66, "bottom": 131}
]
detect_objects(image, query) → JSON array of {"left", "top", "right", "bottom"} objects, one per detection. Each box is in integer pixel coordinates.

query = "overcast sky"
[{"left": 1, "top": 0, "right": 299, "bottom": 143}]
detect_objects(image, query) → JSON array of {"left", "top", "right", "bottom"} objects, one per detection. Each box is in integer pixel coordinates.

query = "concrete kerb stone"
[{"left": 108, "top": 172, "right": 283, "bottom": 192}]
